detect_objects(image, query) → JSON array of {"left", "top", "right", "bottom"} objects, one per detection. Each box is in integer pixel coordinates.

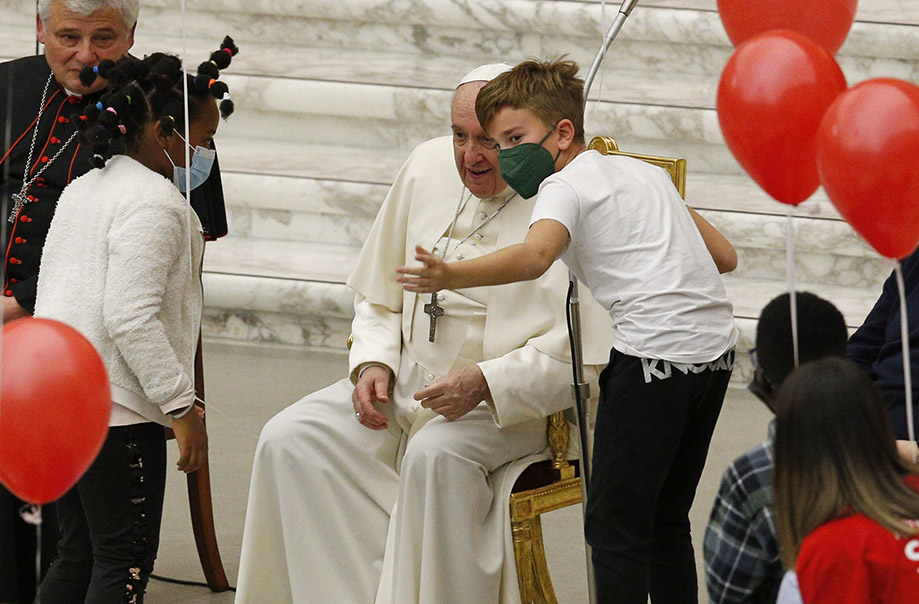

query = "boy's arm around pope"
[
  {"left": 397, "top": 218, "right": 571, "bottom": 293},
  {"left": 396, "top": 208, "right": 738, "bottom": 293}
]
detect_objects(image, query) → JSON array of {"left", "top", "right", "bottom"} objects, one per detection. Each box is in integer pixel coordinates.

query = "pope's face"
[
  {"left": 37, "top": 0, "right": 135, "bottom": 95},
  {"left": 451, "top": 82, "right": 507, "bottom": 200}
]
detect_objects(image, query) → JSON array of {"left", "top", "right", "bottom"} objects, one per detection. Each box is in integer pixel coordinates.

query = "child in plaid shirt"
[{"left": 703, "top": 292, "right": 847, "bottom": 603}]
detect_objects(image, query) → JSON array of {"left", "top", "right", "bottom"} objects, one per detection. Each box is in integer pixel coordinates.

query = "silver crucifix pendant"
[
  {"left": 8, "top": 192, "right": 28, "bottom": 223},
  {"left": 423, "top": 293, "right": 445, "bottom": 342}
]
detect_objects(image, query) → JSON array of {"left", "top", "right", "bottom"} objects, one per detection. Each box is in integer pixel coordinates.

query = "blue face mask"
[{"left": 163, "top": 132, "right": 215, "bottom": 192}]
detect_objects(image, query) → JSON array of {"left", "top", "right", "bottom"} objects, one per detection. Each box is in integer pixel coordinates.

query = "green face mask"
[{"left": 497, "top": 126, "right": 559, "bottom": 199}]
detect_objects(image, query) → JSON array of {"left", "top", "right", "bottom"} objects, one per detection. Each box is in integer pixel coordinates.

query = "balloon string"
[
  {"left": 894, "top": 261, "right": 915, "bottom": 443},
  {"left": 0, "top": 0, "right": 22, "bottom": 434},
  {"left": 0, "top": 2, "right": 16, "bottom": 458},
  {"left": 786, "top": 206, "right": 799, "bottom": 367},
  {"left": 194, "top": 398, "right": 244, "bottom": 431},
  {"left": 18, "top": 504, "right": 42, "bottom": 590},
  {"left": 594, "top": 0, "right": 607, "bottom": 114},
  {"left": 181, "top": 0, "right": 191, "bottom": 200},
  {"left": 36, "top": 519, "right": 40, "bottom": 592},
  {"left": 180, "top": 0, "right": 197, "bottom": 327}
]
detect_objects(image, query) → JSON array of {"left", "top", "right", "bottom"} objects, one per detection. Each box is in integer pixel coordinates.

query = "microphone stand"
[{"left": 570, "top": 1, "right": 640, "bottom": 602}]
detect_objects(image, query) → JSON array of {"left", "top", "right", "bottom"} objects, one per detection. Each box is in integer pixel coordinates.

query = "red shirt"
[{"left": 796, "top": 476, "right": 919, "bottom": 603}]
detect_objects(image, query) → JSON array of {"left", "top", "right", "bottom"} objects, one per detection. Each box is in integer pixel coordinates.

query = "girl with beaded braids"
[
  {"left": 77, "top": 36, "right": 237, "bottom": 172},
  {"left": 32, "top": 38, "right": 237, "bottom": 604}
]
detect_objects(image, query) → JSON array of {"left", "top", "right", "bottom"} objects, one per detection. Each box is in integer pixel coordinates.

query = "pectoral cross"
[
  {"left": 423, "top": 293, "right": 444, "bottom": 342},
  {"left": 8, "top": 192, "right": 27, "bottom": 223}
]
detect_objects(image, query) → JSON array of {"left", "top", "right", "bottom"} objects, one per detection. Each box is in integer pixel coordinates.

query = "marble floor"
[{"left": 145, "top": 340, "right": 772, "bottom": 603}]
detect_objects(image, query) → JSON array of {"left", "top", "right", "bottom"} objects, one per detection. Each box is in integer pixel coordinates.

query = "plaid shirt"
[{"left": 704, "top": 422, "right": 783, "bottom": 604}]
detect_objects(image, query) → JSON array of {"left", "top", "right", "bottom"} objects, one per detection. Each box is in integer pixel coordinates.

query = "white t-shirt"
[{"left": 530, "top": 150, "right": 737, "bottom": 363}]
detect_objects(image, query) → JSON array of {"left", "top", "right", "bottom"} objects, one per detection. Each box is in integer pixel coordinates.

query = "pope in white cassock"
[{"left": 234, "top": 64, "right": 614, "bottom": 604}]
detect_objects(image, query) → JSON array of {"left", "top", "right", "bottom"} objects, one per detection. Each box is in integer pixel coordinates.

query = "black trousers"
[
  {"left": 586, "top": 349, "right": 733, "bottom": 604},
  {"left": 0, "top": 485, "right": 58, "bottom": 604},
  {"left": 37, "top": 423, "right": 166, "bottom": 604}
]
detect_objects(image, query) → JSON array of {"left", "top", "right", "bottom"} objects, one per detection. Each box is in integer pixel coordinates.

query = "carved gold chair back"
[{"left": 509, "top": 136, "right": 687, "bottom": 604}]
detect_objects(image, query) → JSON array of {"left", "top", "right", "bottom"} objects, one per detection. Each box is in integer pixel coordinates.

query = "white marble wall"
[
  {"left": 202, "top": 274, "right": 353, "bottom": 347},
  {"left": 2, "top": 0, "right": 916, "bottom": 358}
]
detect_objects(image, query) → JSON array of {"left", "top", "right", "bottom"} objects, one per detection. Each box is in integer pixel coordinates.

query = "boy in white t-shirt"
[{"left": 397, "top": 58, "right": 738, "bottom": 603}]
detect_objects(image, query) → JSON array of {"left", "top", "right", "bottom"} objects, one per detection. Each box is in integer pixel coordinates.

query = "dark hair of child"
[
  {"left": 755, "top": 291, "right": 848, "bottom": 389},
  {"left": 75, "top": 36, "right": 239, "bottom": 169}
]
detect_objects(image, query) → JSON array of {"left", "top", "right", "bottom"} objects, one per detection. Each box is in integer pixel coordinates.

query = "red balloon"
[
  {"left": 0, "top": 318, "right": 111, "bottom": 504},
  {"left": 817, "top": 79, "right": 919, "bottom": 259},
  {"left": 718, "top": 0, "right": 858, "bottom": 55},
  {"left": 717, "top": 30, "right": 847, "bottom": 206}
]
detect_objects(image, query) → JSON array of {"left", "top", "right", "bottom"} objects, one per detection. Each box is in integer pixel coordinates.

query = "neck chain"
[
  {"left": 8, "top": 73, "right": 80, "bottom": 223},
  {"left": 439, "top": 187, "right": 516, "bottom": 261},
  {"left": 423, "top": 186, "right": 517, "bottom": 343}
]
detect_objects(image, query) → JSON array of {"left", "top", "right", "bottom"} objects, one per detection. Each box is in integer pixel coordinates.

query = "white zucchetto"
[{"left": 456, "top": 63, "right": 512, "bottom": 88}]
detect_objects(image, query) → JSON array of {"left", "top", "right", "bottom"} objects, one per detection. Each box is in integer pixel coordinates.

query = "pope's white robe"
[{"left": 235, "top": 136, "right": 613, "bottom": 604}]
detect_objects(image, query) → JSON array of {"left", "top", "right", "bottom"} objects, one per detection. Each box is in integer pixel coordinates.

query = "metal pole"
[
  {"left": 569, "top": 1, "right": 640, "bottom": 602},
  {"left": 583, "top": 0, "right": 640, "bottom": 99},
  {"left": 567, "top": 278, "right": 597, "bottom": 602}
]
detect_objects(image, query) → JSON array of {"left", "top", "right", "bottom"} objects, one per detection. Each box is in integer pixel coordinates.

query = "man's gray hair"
[{"left": 38, "top": 0, "right": 139, "bottom": 29}]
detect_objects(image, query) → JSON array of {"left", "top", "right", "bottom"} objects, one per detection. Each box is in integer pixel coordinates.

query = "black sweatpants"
[
  {"left": 37, "top": 423, "right": 166, "bottom": 604},
  {"left": 586, "top": 349, "right": 733, "bottom": 604}
]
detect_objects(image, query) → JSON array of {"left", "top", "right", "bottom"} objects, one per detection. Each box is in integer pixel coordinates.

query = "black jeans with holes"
[
  {"left": 586, "top": 349, "right": 733, "bottom": 604},
  {"left": 37, "top": 423, "right": 166, "bottom": 604}
]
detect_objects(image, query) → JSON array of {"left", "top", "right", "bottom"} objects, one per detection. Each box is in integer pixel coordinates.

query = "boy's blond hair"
[{"left": 475, "top": 58, "right": 585, "bottom": 145}]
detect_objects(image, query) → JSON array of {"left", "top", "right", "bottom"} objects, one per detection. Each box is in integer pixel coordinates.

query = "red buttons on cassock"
[
  {"left": 10, "top": 279, "right": 18, "bottom": 284},
  {"left": 27, "top": 195, "right": 37, "bottom": 202},
  {"left": 4, "top": 290, "right": 12, "bottom": 297},
  {"left": 57, "top": 116, "right": 69, "bottom": 124},
  {"left": 14, "top": 237, "right": 25, "bottom": 244},
  {"left": 9, "top": 258, "right": 21, "bottom": 265},
  {"left": 50, "top": 137, "right": 60, "bottom": 144},
  {"left": 40, "top": 156, "right": 50, "bottom": 163},
  {"left": 19, "top": 215, "right": 31, "bottom": 223}
]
